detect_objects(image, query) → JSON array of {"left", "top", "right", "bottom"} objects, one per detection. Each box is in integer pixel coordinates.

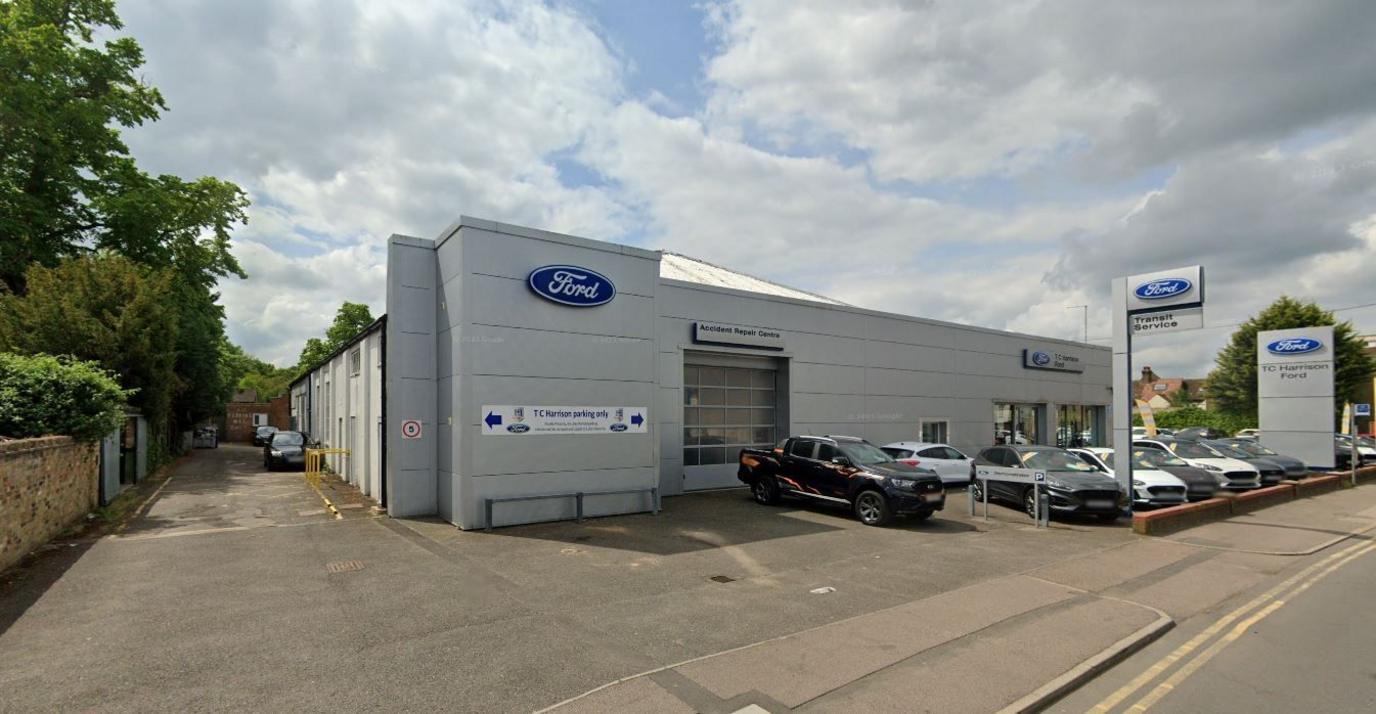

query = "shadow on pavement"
[{"left": 485, "top": 488, "right": 977, "bottom": 555}]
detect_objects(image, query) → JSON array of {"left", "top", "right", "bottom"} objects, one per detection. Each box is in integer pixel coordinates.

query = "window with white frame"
[{"left": 349, "top": 347, "right": 362, "bottom": 375}]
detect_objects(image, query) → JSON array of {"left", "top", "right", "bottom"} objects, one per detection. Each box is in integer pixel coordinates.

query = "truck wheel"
[
  {"left": 751, "top": 475, "right": 781, "bottom": 505},
  {"left": 854, "top": 490, "right": 891, "bottom": 526}
]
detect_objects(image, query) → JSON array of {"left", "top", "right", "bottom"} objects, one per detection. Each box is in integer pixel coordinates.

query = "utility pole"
[{"left": 1067, "top": 305, "right": 1088, "bottom": 343}]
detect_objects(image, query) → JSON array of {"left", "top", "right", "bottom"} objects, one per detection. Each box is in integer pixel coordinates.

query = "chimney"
[{"left": 1140, "top": 365, "right": 1159, "bottom": 383}]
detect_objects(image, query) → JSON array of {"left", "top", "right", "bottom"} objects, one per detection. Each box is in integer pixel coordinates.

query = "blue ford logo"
[
  {"left": 609, "top": 423, "right": 628, "bottom": 432},
  {"left": 1266, "top": 338, "right": 1323, "bottom": 355},
  {"left": 528, "top": 265, "right": 615, "bottom": 307},
  {"left": 506, "top": 424, "right": 530, "bottom": 434},
  {"left": 1134, "top": 278, "right": 1192, "bottom": 300},
  {"left": 1031, "top": 351, "right": 1052, "bottom": 366}
]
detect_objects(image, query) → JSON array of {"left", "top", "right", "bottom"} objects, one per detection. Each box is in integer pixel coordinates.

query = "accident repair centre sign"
[{"left": 481, "top": 405, "right": 648, "bottom": 435}]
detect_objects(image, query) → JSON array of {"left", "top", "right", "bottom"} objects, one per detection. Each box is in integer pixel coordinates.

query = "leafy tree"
[
  {"left": 1206, "top": 296, "right": 1376, "bottom": 418},
  {"left": 221, "top": 338, "right": 295, "bottom": 400},
  {"left": 298, "top": 302, "right": 375, "bottom": 370},
  {"left": 0, "top": 0, "right": 247, "bottom": 293},
  {"left": 0, "top": 255, "right": 178, "bottom": 443},
  {"left": 0, "top": 352, "right": 131, "bottom": 441}
]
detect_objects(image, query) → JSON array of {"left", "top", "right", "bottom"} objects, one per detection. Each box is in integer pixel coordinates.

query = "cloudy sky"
[{"left": 117, "top": 0, "right": 1376, "bottom": 374}]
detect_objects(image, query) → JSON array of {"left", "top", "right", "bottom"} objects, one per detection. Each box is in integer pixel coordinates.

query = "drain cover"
[
  {"left": 326, "top": 560, "right": 365, "bottom": 573},
  {"left": 709, "top": 575, "right": 736, "bottom": 584}
]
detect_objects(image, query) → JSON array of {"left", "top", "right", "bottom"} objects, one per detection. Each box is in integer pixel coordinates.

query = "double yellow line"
[{"left": 1089, "top": 538, "right": 1376, "bottom": 713}]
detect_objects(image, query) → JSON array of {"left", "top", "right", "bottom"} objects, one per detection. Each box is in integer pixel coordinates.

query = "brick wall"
[
  {"left": 1, "top": 436, "right": 99, "bottom": 573},
  {"left": 268, "top": 395, "right": 290, "bottom": 433}
]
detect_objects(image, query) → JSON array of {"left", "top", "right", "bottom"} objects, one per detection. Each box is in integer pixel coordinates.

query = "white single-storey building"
[{"left": 294, "top": 216, "right": 1112, "bottom": 529}]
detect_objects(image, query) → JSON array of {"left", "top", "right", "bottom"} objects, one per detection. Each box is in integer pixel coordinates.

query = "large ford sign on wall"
[
  {"left": 1265, "top": 337, "right": 1324, "bottom": 355},
  {"left": 527, "top": 265, "right": 615, "bottom": 307},
  {"left": 1022, "top": 348, "right": 1085, "bottom": 373}
]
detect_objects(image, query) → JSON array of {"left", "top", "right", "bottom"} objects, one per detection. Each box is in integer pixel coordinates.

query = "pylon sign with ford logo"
[
  {"left": 1125, "top": 266, "right": 1204, "bottom": 315},
  {"left": 528, "top": 265, "right": 615, "bottom": 307},
  {"left": 1257, "top": 326, "right": 1334, "bottom": 468},
  {"left": 1112, "top": 264, "right": 1207, "bottom": 510}
]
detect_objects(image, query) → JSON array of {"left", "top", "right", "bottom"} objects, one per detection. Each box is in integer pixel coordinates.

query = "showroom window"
[
  {"left": 920, "top": 419, "right": 949, "bottom": 444},
  {"left": 1055, "top": 404, "right": 1104, "bottom": 448},
  {"left": 683, "top": 365, "right": 777, "bottom": 466},
  {"left": 994, "top": 403, "right": 1043, "bottom": 445}
]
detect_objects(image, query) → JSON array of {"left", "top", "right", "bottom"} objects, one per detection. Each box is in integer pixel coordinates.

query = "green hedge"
[
  {"left": 1131, "top": 406, "right": 1256, "bottom": 436},
  {"left": 0, "top": 352, "right": 132, "bottom": 441}
]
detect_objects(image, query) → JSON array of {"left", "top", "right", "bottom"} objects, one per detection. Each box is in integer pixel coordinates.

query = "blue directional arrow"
[
  {"left": 484, "top": 411, "right": 502, "bottom": 430},
  {"left": 630, "top": 413, "right": 644, "bottom": 427}
]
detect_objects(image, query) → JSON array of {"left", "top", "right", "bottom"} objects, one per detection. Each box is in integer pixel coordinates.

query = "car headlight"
[
  {"left": 1132, "top": 480, "right": 1146, "bottom": 487},
  {"left": 1045, "top": 477, "right": 1071, "bottom": 490},
  {"left": 1197, "top": 463, "right": 1222, "bottom": 471},
  {"left": 270, "top": 450, "right": 283, "bottom": 457},
  {"left": 890, "top": 478, "right": 916, "bottom": 489}
]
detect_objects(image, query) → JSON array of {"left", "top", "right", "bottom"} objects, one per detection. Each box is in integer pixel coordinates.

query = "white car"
[
  {"left": 1235, "top": 428, "right": 1261, "bottom": 440},
  {"left": 1133, "top": 437, "right": 1260, "bottom": 490},
  {"left": 1069, "top": 447, "right": 1187, "bottom": 508},
  {"left": 880, "top": 442, "right": 972, "bottom": 485}
]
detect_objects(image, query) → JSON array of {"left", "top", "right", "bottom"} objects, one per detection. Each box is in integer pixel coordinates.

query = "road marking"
[{"left": 1087, "top": 539, "right": 1374, "bottom": 713}]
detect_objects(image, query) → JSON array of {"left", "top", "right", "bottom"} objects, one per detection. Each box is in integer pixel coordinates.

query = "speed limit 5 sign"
[{"left": 401, "top": 419, "right": 422, "bottom": 439}]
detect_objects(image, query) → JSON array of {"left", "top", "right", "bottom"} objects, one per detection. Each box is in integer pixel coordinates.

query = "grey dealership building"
[{"left": 293, "top": 217, "right": 1111, "bottom": 529}]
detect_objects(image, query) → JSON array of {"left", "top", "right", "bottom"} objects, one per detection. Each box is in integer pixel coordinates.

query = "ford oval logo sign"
[
  {"left": 1266, "top": 338, "right": 1323, "bottom": 355},
  {"left": 506, "top": 423, "right": 530, "bottom": 434},
  {"left": 528, "top": 265, "right": 615, "bottom": 307},
  {"left": 1031, "top": 351, "right": 1052, "bottom": 366},
  {"left": 1134, "top": 278, "right": 1192, "bottom": 300}
]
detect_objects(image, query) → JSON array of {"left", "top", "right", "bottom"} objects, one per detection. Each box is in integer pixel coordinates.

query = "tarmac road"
[{"left": 1054, "top": 533, "right": 1376, "bottom": 714}]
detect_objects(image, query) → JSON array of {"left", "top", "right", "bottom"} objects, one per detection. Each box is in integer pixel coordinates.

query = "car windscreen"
[
  {"left": 257, "top": 426, "right": 277, "bottom": 433},
  {"left": 1134, "top": 449, "right": 1189, "bottom": 469},
  {"left": 838, "top": 442, "right": 895, "bottom": 465},
  {"left": 271, "top": 432, "right": 304, "bottom": 446},
  {"left": 1204, "top": 440, "right": 1252, "bottom": 459},
  {"left": 1231, "top": 441, "right": 1276, "bottom": 456},
  {"left": 1169, "top": 440, "right": 1219, "bottom": 459},
  {"left": 1021, "top": 449, "right": 1096, "bottom": 472}
]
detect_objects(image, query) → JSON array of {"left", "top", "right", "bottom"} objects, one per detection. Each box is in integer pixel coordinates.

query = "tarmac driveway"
[{"left": 0, "top": 446, "right": 1147, "bottom": 712}]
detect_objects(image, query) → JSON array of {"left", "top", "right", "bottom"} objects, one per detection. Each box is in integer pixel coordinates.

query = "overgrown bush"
[
  {"left": 0, "top": 352, "right": 132, "bottom": 441},
  {"left": 1131, "top": 406, "right": 1256, "bottom": 436}
]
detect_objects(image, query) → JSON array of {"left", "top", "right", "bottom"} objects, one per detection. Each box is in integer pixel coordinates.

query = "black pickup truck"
[{"left": 738, "top": 435, "right": 945, "bottom": 526}]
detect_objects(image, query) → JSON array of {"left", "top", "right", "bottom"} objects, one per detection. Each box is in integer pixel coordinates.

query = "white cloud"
[{"left": 109, "top": 0, "right": 1376, "bottom": 378}]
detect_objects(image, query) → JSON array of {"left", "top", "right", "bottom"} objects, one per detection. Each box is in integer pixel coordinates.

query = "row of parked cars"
[{"left": 737, "top": 429, "right": 1321, "bottom": 527}]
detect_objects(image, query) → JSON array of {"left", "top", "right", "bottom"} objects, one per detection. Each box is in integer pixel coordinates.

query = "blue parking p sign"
[
  {"left": 1356, "top": 403, "right": 1371, "bottom": 417},
  {"left": 1034, "top": 471, "right": 1046, "bottom": 482}
]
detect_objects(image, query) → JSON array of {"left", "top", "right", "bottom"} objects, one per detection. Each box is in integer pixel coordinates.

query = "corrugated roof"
[{"left": 659, "top": 252, "right": 848, "bottom": 306}]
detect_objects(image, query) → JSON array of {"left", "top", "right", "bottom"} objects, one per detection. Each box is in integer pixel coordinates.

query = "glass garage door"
[{"left": 683, "top": 364, "right": 777, "bottom": 490}]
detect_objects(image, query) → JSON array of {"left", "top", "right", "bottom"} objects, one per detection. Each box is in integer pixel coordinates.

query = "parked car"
[
  {"left": 1133, "top": 447, "right": 1220, "bottom": 501},
  {"left": 252, "top": 425, "right": 279, "bottom": 446},
  {"left": 1234, "top": 428, "right": 1261, "bottom": 440},
  {"left": 264, "top": 430, "right": 309, "bottom": 471},
  {"left": 880, "top": 442, "right": 972, "bottom": 486},
  {"left": 971, "top": 445, "right": 1123, "bottom": 521},
  {"left": 1335, "top": 434, "right": 1376, "bottom": 466},
  {"left": 1214, "top": 438, "right": 1308, "bottom": 480},
  {"left": 1131, "top": 426, "right": 1176, "bottom": 437},
  {"left": 1134, "top": 437, "right": 1261, "bottom": 490},
  {"left": 1068, "top": 447, "right": 1188, "bottom": 509},
  {"left": 1202, "top": 439, "right": 1288, "bottom": 485},
  {"left": 738, "top": 436, "right": 946, "bottom": 526}
]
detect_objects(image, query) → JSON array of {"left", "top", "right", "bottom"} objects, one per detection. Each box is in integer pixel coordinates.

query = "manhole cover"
[
  {"left": 709, "top": 575, "right": 736, "bottom": 584},
  {"left": 326, "top": 560, "right": 365, "bottom": 573}
]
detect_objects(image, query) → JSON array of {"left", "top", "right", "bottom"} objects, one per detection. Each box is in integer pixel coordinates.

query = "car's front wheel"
[
  {"left": 1023, "top": 487, "right": 1037, "bottom": 518},
  {"left": 750, "top": 474, "right": 781, "bottom": 505},
  {"left": 853, "top": 490, "right": 891, "bottom": 526},
  {"left": 970, "top": 479, "right": 986, "bottom": 504}
]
